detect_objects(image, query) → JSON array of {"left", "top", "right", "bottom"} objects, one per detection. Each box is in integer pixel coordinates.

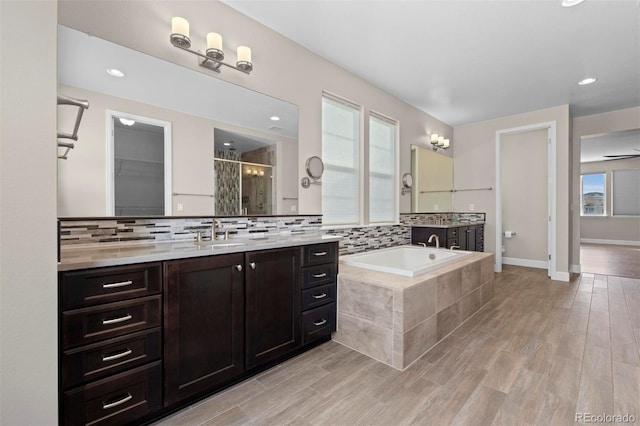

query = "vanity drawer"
[
  {"left": 301, "top": 283, "right": 336, "bottom": 310},
  {"left": 63, "top": 361, "right": 162, "bottom": 426},
  {"left": 301, "top": 302, "right": 336, "bottom": 345},
  {"left": 302, "top": 263, "right": 337, "bottom": 289},
  {"left": 302, "top": 243, "right": 337, "bottom": 267},
  {"left": 61, "top": 262, "right": 162, "bottom": 310},
  {"left": 62, "top": 296, "right": 161, "bottom": 349},
  {"left": 62, "top": 328, "right": 161, "bottom": 389}
]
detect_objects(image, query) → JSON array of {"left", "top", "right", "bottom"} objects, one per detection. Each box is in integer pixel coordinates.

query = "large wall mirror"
[
  {"left": 57, "top": 25, "right": 299, "bottom": 217},
  {"left": 410, "top": 145, "right": 453, "bottom": 212}
]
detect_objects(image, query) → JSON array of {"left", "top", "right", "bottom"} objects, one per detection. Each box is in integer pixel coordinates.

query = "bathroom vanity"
[
  {"left": 57, "top": 237, "right": 339, "bottom": 425},
  {"left": 411, "top": 223, "right": 485, "bottom": 252}
]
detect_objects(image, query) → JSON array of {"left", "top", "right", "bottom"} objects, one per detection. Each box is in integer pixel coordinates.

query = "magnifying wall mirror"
[{"left": 301, "top": 156, "right": 324, "bottom": 188}]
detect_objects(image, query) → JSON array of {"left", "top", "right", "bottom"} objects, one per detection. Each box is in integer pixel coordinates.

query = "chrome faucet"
[
  {"left": 212, "top": 219, "right": 222, "bottom": 240},
  {"left": 428, "top": 234, "right": 440, "bottom": 250},
  {"left": 450, "top": 245, "right": 460, "bottom": 250}
]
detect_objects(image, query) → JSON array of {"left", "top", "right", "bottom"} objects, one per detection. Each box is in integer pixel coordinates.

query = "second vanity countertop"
[
  {"left": 59, "top": 233, "right": 342, "bottom": 271},
  {"left": 409, "top": 221, "right": 485, "bottom": 229}
]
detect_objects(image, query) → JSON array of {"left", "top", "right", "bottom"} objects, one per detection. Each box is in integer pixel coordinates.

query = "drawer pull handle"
[
  {"left": 102, "top": 349, "right": 133, "bottom": 362},
  {"left": 102, "top": 280, "right": 133, "bottom": 289},
  {"left": 313, "top": 319, "right": 327, "bottom": 326},
  {"left": 312, "top": 293, "right": 328, "bottom": 299},
  {"left": 102, "top": 314, "right": 132, "bottom": 325},
  {"left": 103, "top": 393, "right": 133, "bottom": 410},
  {"left": 312, "top": 273, "right": 327, "bottom": 278},
  {"left": 313, "top": 251, "right": 327, "bottom": 256}
]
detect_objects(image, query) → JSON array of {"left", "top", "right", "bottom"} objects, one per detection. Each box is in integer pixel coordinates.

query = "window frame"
[{"left": 580, "top": 172, "right": 606, "bottom": 217}]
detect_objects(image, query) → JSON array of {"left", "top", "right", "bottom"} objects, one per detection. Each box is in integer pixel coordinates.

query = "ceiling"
[{"left": 222, "top": 0, "right": 640, "bottom": 127}]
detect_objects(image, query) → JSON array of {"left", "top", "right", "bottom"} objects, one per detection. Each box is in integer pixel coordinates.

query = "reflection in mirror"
[
  {"left": 109, "top": 111, "right": 171, "bottom": 216},
  {"left": 410, "top": 145, "right": 453, "bottom": 212},
  {"left": 57, "top": 25, "right": 298, "bottom": 217},
  {"left": 214, "top": 128, "right": 276, "bottom": 215}
]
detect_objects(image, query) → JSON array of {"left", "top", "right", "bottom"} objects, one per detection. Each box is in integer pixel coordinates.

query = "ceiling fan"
[{"left": 603, "top": 148, "right": 640, "bottom": 160}]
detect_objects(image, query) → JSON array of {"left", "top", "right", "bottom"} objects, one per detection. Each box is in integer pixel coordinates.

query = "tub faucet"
[
  {"left": 450, "top": 245, "right": 460, "bottom": 250},
  {"left": 428, "top": 234, "right": 440, "bottom": 250},
  {"left": 418, "top": 242, "right": 427, "bottom": 248}
]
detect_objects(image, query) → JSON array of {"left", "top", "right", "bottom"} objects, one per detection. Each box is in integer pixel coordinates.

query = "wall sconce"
[
  {"left": 430, "top": 133, "right": 450, "bottom": 151},
  {"left": 170, "top": 17, "right": 253, "bottom": 74}
]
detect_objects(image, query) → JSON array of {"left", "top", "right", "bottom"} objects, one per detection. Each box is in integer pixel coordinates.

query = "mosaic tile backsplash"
[
  {"left": 400, "top": 212, "right": 486, "bottom": 225},
  {"left": 59, "top": 216, "right": 323, "bottom": 246}
]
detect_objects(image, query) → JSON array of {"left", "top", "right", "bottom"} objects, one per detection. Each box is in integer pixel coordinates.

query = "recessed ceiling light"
[
  {"left": 223, "top": 142, "right": 232, "bottom": 146},
  {"left": 562, "top": 0, "right": 585, "bottom": 7},
  {"left": 270, "top": 116, "right": 280, "bottom": 121},
  {"left": 119, "top": 118, "right": 135, "bottom": 126},
  {"left": 578, "top": 77, "right": 597, "bottom": 85},
  {"left": 106, "top": 68, "right": 125, "bottom": 77}
]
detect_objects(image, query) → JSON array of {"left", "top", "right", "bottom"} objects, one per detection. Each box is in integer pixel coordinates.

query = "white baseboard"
[
  {"left": 502, "top": 257, "right": 548, "bottom": 269},
  {"left": 581, "top": 238, "right": 640, "bottom": 246},
  {"left": 571, "top": 264, "right": 581, "bottom": 274},
  {"left": 551, "top": 271, "right": 570, "bottom": 282}
]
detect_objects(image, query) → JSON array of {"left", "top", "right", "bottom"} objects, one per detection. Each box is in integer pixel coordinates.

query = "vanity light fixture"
[
  {"left": 578, "top": 77, "right": 597, "bottom": 85},
  {"left": 170, "top": 16, "right": 253, "bottom": 74},
  {"left": 429, "top": 133, "right": 450, "bottom": 151}
]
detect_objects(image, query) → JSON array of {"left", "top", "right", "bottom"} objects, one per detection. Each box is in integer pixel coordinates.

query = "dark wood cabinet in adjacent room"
[
  {"left": 163, "top": 253, "right": 245, "bottom": 406},
  {"left": 245, "top": 247, "right": 302, "bottom": 370},
  {"left": 411, "top": 224, "right": 485, "bottom": 252}
]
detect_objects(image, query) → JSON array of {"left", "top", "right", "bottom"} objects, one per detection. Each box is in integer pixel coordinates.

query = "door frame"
[
  {"left": 106, "top": 110, "right": 172, "bottom": 216},
  {"left": 495, "top": 121, "right": 557, "bottom": 279}
]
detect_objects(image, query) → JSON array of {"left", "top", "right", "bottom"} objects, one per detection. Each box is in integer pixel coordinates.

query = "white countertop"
[
  {"left": 409, "top": 221, "right": 485, "bottom": 229},
  {"left": 58, "top": 233, "right": 342, "bottom": 271}
]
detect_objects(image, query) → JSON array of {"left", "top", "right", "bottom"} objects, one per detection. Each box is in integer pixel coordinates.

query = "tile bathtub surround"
[
  {"left": 324, "top": 225, "right": 410, "bottom": 256},
  {"left": 59, "top": 215, "right": 323, "bottom": 246},
  {"left": 334, "top": 252, "right": 495, "bottom": 370}
]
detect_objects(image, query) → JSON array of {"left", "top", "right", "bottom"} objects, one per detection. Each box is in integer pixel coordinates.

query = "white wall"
[
  {"left": 0, "top": 1, "right": 59, "bottom": 424},
  {"left": 453, "top": 105, "right": 571, "bottom": 276},
  {"left": 57, "top": 0, "right": 452, "bottom": 217},
  {"left": 571, "top": 107, "right": 640, "bottom": 264},
  {"left": 580, "top": 157, "right": 640, "bottom": 244}
]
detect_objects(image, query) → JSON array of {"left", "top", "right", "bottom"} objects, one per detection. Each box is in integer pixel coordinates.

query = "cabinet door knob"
[
  {"left": 235, "top": 264, "right": 243, "bottom": 272},
  {"left": 249, "top": 262, "right": 256, "bottom": 270}
]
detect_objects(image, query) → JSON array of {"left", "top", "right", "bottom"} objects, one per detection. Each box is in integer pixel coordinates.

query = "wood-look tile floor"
[
  {"left": 580, "top": 243, "right": 640, "bottom": 279},
  {"left": 156, "top": 266, "right": 640, "bottom": 426}
]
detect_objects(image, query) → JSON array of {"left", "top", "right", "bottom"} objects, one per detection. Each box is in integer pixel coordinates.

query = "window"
[
  {"left": 321, "top": 95, "right": 361, "bottom": 225},
  {"left": 612, "top": 169, "right": 640, "bottom": 216},
  {"left": 581, "top": 173, "right": 605, "bottom": 215},
  {"left": 369, "top": 113, "right": 398, "bottom": 223}
]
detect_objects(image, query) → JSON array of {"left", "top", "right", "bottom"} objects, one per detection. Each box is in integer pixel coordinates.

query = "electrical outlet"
[
  {"left": 469, "top": 204, "right": 475, "bottom": 211},
  {"left": 177, "top": 202, "right": 184, "bottom": 212},
  {"left": 290, "top": 205, "right": 297, "bottom": 212}
]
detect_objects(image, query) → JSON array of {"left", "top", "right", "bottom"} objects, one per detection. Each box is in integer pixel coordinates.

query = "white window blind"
[
  {"left": 612, "top": 169, "right": 640, "bottom": 216},
  {"left": 321, "top": 95, "right": 361, "bottom": 225},
  {"left": 369, "top": 113, "right": 397, "bottom": 223}
]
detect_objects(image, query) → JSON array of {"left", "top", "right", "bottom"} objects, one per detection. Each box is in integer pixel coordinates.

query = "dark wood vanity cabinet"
[
  {"left": 301, "top": 243, "right": 338, "bottom": 344},
  {"left": 411, "top": 224, "right": 485, "bottom": 252},
  {"left": 245, "top": 247, "right": 302, "bottom": 369},
  {"left": 59, "top": 241, "right": 339, "bottom": 424},
  {"left": 59, "top": 262, "right": 163, "bottom": 426},
  {"left": 163, "top": 253, "right": 245, "bottom": 406}
]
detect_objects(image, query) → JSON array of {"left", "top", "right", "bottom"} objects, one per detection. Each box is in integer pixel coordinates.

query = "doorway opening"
[{"left": 495, "top": 121, "right": 559, "bottom": 280}]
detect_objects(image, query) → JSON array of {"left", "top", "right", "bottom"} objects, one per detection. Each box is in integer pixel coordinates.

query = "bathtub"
[{"left": 340, "top": 245, "right": 471, "bottom": 277}]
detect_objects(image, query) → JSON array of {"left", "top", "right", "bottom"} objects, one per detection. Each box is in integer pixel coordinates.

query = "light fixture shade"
[
  {"left": 170, "top": 17, "right": 191, "bottom": 48},
  {"left": 443, "top": 139, "right": 450, "bottom": 149},
  {"left": 206, "top": 32, "right": 224, "bottom": 61},
  {"left": 236, "top": 46, "right": 253, "bottom": 72},
  {"left": 430, "top": 133, "right": 439, "bottom": 143},
  {"left": 437, "top": 136, "right": 445, "bottom": 146}
]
